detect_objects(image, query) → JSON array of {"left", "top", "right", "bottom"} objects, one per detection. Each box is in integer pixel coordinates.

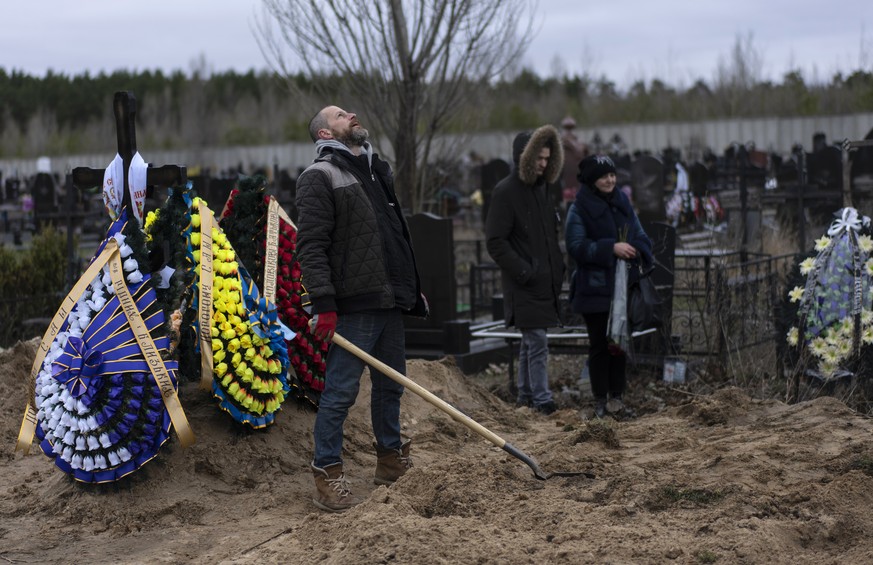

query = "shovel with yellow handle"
[
  {"left": 331, "top": 333, "right": 592, "bottom": 480},
  {"left": 279, "top": 199, "right": 588, "bottom": 480}
]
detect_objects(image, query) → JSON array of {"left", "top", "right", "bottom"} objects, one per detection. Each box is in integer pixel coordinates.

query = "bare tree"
[
  {"left": 714, "top": 32, "right": 764, "bottom": 116},
  {"left": 255, "top": 0, "right": 537, "bottom": 211}
]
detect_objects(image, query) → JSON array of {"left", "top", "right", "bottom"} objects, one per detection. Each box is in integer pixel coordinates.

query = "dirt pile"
[{"left": 2, "top": 339, "right": 873, "bottom": 564}]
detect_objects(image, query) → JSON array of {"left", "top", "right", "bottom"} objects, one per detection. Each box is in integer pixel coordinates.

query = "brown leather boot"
[
  {"left": 374, "top": 439, "right": 413, "bottom": 486},
  {"left": 311, "top": 462, "right": 362, "bottom": 512}
]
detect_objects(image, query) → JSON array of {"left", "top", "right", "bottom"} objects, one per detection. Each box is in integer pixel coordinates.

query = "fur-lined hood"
[{"left": 514, "top": 124, "right": 564, "bottom": 186}]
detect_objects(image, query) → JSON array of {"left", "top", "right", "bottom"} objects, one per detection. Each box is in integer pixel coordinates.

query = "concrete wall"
[{"left": 2, "top": 113, "right": 872, "bottom": 179}]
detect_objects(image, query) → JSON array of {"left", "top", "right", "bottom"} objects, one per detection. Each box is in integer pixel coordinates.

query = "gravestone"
[
  {"left": 212, "top": 178, "right": 237, "bottom": 207},
  {"left": 480, "top": 158, "right": 510, "bottom": 224},
  {"left": 188, "top": 175, "right": 210, "bottom": 203},
  {"left": 631, "top": 155, "right": 666, "bottom": 223},
  {"left": 277, "top": 169, "right": 296, "bottom": 199},
  {"left": 404, "top": 213, "right": 462, "bottom": 352},
  {"left": 5, "top": 178, "right": 20, "bottom": 203},
  {"left": 775, "top": 151, "right": 802, "bottom": 185},
  {"left": 31, "top": 172, "right": 58, "bottom": 227},
  {"left": 646, "top": 222, "right": 676, "bottom": 291},
  {"left": 688, "top": 162, "right": 710, "bottom": 197},
  {"left": 808, "top": 145, "right": 842, "bottom": 189},
  {"left": 613, "top": 153, "right": 633, "bottom": 175},
  {"left": 276, "top": 169, "right": 297, "bottom": 222},
  {"left": 851, "top": 126, "right": 873, "bottom": 181},
  {"left": 200, "top": 177, "right": 236, "bottom": 209}
]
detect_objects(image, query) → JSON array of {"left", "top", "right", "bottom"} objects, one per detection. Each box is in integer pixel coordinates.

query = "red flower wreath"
[
  {"left": 270, "top": 215, "right": 328, "bottom": 394},
  {"left": 220, "top": 182, "right": 327, "bottom": 405}
]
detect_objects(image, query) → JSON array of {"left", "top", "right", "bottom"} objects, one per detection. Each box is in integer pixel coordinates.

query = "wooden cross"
[
  {"left": 841, "top": 138, "right": 873, "bottom": 208},
  {"left": 72, "top": 91, "right": 186, "bottom": 210}
]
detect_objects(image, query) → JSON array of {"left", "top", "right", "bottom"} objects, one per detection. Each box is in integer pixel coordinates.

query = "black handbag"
[{"left": 627, "top": 264, "right": 662, "bottom": 332}]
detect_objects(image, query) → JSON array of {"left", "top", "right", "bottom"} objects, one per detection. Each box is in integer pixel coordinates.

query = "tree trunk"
[{"left": 393, "top": 86, "right": 418, "bottom": 212}]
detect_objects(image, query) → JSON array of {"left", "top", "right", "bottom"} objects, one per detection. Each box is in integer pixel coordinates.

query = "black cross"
[{"left": 72, "top": 91, "right": 186, "bottom": 210}]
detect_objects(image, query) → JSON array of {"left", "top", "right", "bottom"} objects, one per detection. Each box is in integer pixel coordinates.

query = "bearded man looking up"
[{"left": 294, "top": 105, "right": 428, "bottom": 512}]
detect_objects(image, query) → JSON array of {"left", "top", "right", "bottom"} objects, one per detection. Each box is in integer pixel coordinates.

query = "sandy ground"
[{"left": 2, "top": 337, "right": 873, "bottom": 564}]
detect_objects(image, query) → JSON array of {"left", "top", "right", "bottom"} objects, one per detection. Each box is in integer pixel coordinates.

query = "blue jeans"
[
  {"left": 312, "top": 309, "right": 406, "bottom": 468},
  {"left": 517, "top": 328, "right": 552, "bottom": 407}
]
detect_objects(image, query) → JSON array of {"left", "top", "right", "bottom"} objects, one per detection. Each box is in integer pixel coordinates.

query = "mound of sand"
[{"left": 2, "top": 338, "right": 873, "bottom": 564}]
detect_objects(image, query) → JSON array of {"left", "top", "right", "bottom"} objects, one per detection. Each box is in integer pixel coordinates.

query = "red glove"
[{"left": 311, "top": 311, "right": 337, "bottom": 341}]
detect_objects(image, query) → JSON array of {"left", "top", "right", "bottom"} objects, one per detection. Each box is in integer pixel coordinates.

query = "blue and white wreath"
[{"left": 33, "top": 210, "right": 178, "bottom": 483}]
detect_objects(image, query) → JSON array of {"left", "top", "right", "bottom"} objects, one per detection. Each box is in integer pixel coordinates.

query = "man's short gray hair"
[{"left": 308, "top": 108, "right": 329, "bottom": 142}]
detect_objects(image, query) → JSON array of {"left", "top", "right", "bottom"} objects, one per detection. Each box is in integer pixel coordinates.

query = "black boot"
[{"left": 535, "top": 400, "right": 557, "bottom": 415}]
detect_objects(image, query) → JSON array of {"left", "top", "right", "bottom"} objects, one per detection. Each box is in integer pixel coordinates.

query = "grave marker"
[
  {"left": 31, "top": 172, "right": 57, "bottom": 229},
  {"left": 72, "top": 92, "right": 186, "bottom": 214},
  {"left": 631, "top": 155, "right": 665, "bottom": 223},
  {"left": 404, "top": 212, "right": 472, "bottom": 354},
  {"left": 688, "top": 162, "right": 710, "bottom": 198},
  {"left": 807, "top": 144, "right": 842, "bottom": 192},
  {"left": 480, "top": 158, "right": 510, "bottom": 224},
  {"left": 842, "top": 136, "right": 873, "bottom": 208},
  {"left": 850, "top": 127, "right": 873, "bottom": 183}
]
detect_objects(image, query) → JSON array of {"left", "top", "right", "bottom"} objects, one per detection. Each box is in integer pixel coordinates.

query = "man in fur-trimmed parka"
[{"left": 485, "top": 125, "right": 565, "bottom": 415}]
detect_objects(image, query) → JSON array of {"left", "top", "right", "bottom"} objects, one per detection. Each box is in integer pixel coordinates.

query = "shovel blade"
[{"left": 502, "top": 443, "right": 593, "bottom": 480}]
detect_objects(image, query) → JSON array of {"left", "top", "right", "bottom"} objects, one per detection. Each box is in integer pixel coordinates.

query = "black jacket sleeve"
[{"left": 294, "top": 168, "right": 337, "bottom": 313}]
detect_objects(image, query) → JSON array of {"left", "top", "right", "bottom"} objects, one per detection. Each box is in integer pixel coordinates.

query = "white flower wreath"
[{"left": 787, "top": 207, "right": 873, "bottom": 379}]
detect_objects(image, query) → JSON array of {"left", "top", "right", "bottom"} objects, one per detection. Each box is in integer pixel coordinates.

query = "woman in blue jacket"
[{"left": 565, "top": 155, "right": 652, "bottom": 418}]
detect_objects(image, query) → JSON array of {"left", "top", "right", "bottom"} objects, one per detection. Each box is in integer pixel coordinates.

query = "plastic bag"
[
  {"left": 607, "top": 259, "right": 630, "bottom": 354},
  {"left": 628, "top": 265, "right": 663, "bottom": 332}
]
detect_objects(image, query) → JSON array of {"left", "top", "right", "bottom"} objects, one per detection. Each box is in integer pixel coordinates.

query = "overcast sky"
[{"left": 2, "top": 1, "right": 870, "bottom": 89}]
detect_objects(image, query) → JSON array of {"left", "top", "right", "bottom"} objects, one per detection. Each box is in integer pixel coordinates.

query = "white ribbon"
[
  {"left": 128, "top": 152, "right": 148, "bottom": 225},
  {"left": 827, "top": 207, "right": 863, "bottom": 236},
  {"left": 102, "top": 152, "right": 149, "bottom": 224},
  {"left": 102, "top": 154, "right": 124, "bottom": 221}
]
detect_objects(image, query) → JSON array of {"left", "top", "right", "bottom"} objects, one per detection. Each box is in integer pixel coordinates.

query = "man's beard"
[{"left": 337, "top": 126, "right": 369, "bottom": 147}]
